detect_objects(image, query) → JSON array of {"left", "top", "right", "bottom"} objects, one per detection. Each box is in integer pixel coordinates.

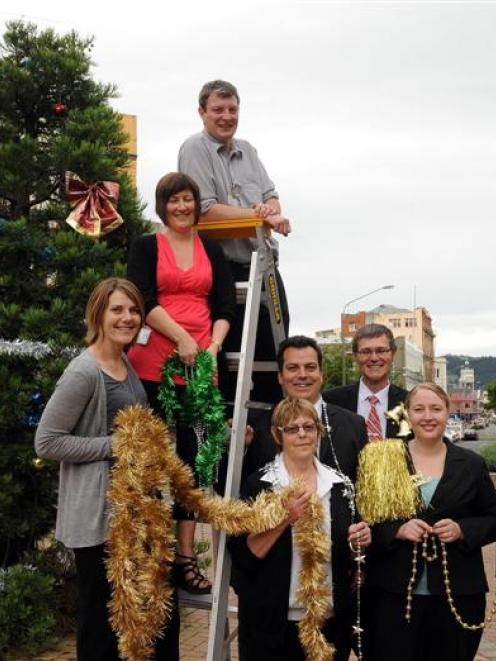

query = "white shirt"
[
  {"left": 314, "top": 396, "right": 324, "bottom": 456},
  {"left": 260, "top": 453, "right": 343, "bottom": 620},
  {"left": 357, "top": 379, "right": 389, "bottom": 438}
]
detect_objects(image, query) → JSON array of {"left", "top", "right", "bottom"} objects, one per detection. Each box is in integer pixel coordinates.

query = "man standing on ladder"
[{"left": 178, "top": 79, "right": 291, "bottom": 405}]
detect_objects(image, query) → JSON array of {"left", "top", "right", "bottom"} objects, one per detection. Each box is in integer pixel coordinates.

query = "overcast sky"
[{"left": 2, "top": 0, "right": 495, "bottom": 356}]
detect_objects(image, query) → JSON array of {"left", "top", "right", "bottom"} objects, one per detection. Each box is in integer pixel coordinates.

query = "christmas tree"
[{"left": 0, "top": 20, "right": 149, "bottom": 566}]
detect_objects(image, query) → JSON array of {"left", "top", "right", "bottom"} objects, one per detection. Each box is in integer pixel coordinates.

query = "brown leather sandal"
[{"left": 174, "top": 553, "right": 211, "bottom": 595}]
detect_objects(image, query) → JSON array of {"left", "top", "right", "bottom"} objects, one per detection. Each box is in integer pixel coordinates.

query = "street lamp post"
[{"left": 341, "top": 285, "right": 395, "bottom": 385}]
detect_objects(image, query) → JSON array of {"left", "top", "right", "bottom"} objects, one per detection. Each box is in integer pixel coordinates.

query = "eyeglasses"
[
  {"left": 355, "top": 348, "right": 392, "bottom": 357},
  {"left": 279, "top": 423, "right": 318, "bottom": 435}
]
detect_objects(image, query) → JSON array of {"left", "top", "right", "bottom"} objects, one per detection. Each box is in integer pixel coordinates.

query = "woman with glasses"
[
  {"left": 228, "top": 396, "right": 371, "bottom": 661},
  {"left": 368, "top": 383, "right": 496, "bottom": 661}
]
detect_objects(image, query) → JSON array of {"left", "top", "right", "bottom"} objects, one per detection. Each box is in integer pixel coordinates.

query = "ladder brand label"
[{"left": 268, "top": 273, "right": 282, "bottom": 324}]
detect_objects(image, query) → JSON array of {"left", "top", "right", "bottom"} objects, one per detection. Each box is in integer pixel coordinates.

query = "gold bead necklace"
[{"left": 405, "top": 534, "right": 496, "bottom": 630}]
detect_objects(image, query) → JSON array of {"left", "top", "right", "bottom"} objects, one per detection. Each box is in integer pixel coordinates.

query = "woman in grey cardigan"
[{"left": 35, "top": 278, "right": 179, "bottom": 661}]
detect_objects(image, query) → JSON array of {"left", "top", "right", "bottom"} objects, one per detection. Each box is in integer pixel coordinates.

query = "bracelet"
[{"left": 210, "top": 339, "right": 222, "bottom": 351}]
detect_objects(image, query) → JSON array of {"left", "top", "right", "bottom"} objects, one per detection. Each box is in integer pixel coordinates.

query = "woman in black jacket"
[
  {"left": 368, "top": 383, "right": 496, "bottom": 661},
  {"left": 228, "top": 396, "right": 371, "bottom": 661},
  {"left": 127, "top": 172, "right": 235, "bottom": 594}
]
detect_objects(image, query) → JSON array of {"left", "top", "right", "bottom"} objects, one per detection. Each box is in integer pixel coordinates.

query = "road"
[{"left": 458, "top": 423, "right": 496, "bottom": 453}]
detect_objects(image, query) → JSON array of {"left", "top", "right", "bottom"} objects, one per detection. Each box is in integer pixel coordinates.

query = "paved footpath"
[{"left": 18, "top": 545, "right": 496, "bottom": 661}]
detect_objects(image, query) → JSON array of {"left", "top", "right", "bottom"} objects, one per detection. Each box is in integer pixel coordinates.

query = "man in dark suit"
[
  {"left": 243, "top": 335, "right": 367, "bottom": 483},
  {"left": 323, "top": 324, "right": 408, "bottom": 440}
]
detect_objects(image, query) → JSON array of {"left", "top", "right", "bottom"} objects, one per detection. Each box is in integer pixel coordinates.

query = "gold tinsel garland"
[
  {"left": 356, "top": 439, "right": 421, "bottom": 524},
  {"left": 294, "top": 496, "right": 335, "bottom": 661},
  {"left": 107, "top": 406, "right": 332, "bottom": 661}
]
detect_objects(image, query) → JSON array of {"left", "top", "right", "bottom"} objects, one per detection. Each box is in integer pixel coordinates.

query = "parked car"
[
  {"left": 463, "top": 428, "right": 479, "bottom": 441},
  {"left": 446, "top": 420, "right": 464, "bottom": 443}
]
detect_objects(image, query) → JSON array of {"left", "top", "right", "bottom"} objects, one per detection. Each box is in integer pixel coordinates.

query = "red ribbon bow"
[{"left": 65, "top": 171, "right": 123, "bottom": 238}]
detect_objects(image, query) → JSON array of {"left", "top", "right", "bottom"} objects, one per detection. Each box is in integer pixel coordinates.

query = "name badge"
[{"left": 136, "top": 326, "right": 152, "bottom": 345}]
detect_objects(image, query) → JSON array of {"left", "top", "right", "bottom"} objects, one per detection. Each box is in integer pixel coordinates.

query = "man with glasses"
[
  {"left": 242, "top": 336, "right": 367, "bottom": 483},
  {"left": 178, "top": 80, "right": 291, "bottom": 405},
  {"left": 324, "top": 324, "right": 408, "bottom": 440}
]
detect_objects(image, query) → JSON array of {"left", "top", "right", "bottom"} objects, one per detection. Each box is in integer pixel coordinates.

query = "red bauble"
[{"left": 52, "top": 102, "right": 67, "bottom": 116}]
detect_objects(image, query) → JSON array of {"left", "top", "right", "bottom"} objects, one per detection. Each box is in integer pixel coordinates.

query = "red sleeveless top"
[{"left": 128, "top": 233, "right": 213, "bottom": 382}]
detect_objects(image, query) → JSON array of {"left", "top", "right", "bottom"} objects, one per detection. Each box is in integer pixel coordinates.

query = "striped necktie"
[{"left": 366, "top": 395, "right": 383, "bottom": 441}]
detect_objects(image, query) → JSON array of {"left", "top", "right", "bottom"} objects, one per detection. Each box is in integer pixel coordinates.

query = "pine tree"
[{"left": 0, "top": 21, "right": 150, "bottom": 565}]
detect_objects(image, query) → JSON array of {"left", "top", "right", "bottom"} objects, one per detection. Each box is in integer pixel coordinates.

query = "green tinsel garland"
[{"left": 157, "top": 351, "right": 227, "bottom": 487}]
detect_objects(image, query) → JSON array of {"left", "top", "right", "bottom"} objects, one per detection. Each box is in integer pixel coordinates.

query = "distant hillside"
[{"left": 445, "top": 355, "right": 496, "bottom": 389}]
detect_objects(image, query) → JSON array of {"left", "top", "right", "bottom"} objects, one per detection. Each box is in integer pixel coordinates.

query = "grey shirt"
[
  {"left": 103, "top": 371, "right": 146, "bottom": 434},
  {"left": 178, "top": 130, "right": 279, "bottom": 264},
  {"left": 35, "top": 349, "right": 146, "bottom": 548}
]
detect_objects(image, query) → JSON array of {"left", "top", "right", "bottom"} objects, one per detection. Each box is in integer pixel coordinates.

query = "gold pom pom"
[{"left": 356, "top": 439, "right": 420, "bottom": 524}]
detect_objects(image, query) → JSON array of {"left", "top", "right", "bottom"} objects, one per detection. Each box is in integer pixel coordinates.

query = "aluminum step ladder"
[{"left": 182, "top": 218, "right": 287, "bottom": 660}]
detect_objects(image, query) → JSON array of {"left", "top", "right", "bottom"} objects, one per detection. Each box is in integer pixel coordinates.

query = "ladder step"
[
  {"left": 235, "top": 281, "right": 269, "bottom": 305},
  {"left": 222, "top": 399, "right": 273, "bottom": 411},
  {"left": 245, "top": 400, "right": 273, "bottom": 411},
  {"left": 178, "top": 590, "right": 238, "bottom": 616},
  {"left": 225, "top": 353, "right": 278, "bottom": 372},
  {"left": 234, "top": 282, "right": 247, "bottom": 304}
]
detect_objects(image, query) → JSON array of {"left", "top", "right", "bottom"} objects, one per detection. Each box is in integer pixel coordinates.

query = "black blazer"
[
  {"left": 368, "top": 441, "right": 496, "bottom": 596},
  {"left": 323, "top": 382, "right": 408, "bottom": 439},
  {"left": 127, "top": 233, "right": 236, "bottom": 325},
  {"left": 228, "top": 467, "right": 356, "bottom": 651},
  {"left": 243, "top": 402, "right": 367, "bottom": 485}
]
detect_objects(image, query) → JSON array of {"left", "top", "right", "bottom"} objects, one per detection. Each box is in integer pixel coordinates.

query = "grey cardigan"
[{"left": 35, "top": 349, "right": 145, "bottom": 548}]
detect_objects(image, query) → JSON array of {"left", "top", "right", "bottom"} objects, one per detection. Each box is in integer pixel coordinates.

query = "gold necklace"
[{"left": 405, "top": 534, "right": 496, "bottom": 630}]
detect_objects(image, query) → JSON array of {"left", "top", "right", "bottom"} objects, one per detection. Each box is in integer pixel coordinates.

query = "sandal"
[{"left": 174, "top": 553, "right": 212, "bottom": 595}]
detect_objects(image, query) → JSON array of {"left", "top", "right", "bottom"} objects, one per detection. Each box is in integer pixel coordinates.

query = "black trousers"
[
  {"left": 220, "top": 262, "right": 290, "bottom": 409},
  {"left": 371, "top": 589, "right": 484, "bottom": 661},
  {"left": 238, "top": 615, "right": 351, "bottom": 661},
  {"left": 74, "top": 544, "right": 180, "bottom": 661},
  {"left": 142, "top": 379, "right": 197, "bottom": 522}
]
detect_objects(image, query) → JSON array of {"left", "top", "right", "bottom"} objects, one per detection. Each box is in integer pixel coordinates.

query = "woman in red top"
[{"left": 127, "top": 172, "right": 235, "bottom": 593}]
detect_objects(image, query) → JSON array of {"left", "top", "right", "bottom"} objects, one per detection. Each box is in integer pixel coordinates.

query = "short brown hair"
[
  {"left": 85, "top": 277, "right": 144, "bottom": 346},
  {"left": 352, "top": 323, "right": 397, "bottom": 354},
  {"left": 198, "top": 80, "right": 239, "bottom": 110},
  {"left": 271, "top": 396, "right": 324, "bottom": 448},
  {"left": 405, "top": 383, "right": 450, "bottom": 410},
  {"left": 155, "top": 172, "right": 201, "bottom": 224},
  {"left": 277, "top": 335, "right": 323, "bottom": 372}
]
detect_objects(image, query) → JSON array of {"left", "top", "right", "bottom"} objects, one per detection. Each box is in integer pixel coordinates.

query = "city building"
[
  {"left": 315, "top": 328, "right": 342, "bottom": 345},
  {"left": 393, "top": 337, "right": 424, "bottom": 390},
  {"left": 459, "top": 361, "right": 475, "bottom": 389},
  {"left": 120, "top": 114, "right": 137, "bottom": 187},
  {"left": 434, "top": 357, "right": 448, "bottom": 392},
  {"left": 448, "top": 360, "right": 485, "bottom": 421}
]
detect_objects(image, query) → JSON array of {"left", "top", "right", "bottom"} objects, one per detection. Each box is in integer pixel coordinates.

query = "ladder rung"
[
  {"left": 221, "top": 400, "right": 274, "bottom": 411},
  {"left": 225, "top": 353, "right": 278, "bottom": 372},
  {"left": 234, "top": 281, "right": 247, "bottom": 304},
  {"left": 178, "top": 590, "right": 238, "bottom": 616},
  {"left": 245, "top": 400, "right": 273, "bottom": 411},
  {"left": 235, "top": 281, "right": 268, "bottom": 306}
]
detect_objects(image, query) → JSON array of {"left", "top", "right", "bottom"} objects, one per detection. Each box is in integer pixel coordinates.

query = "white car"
[{"left": 446, "top": 420, "right": 464, "bottom": 443}]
